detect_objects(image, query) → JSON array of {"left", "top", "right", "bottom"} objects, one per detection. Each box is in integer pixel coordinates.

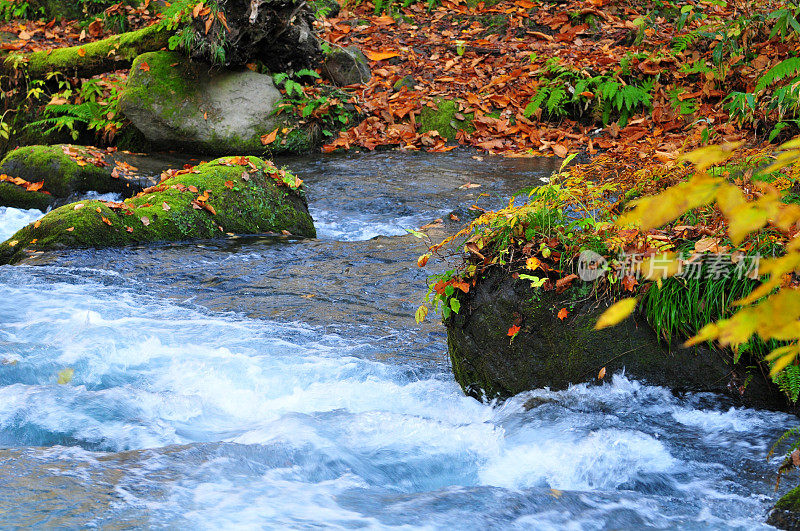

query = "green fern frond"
[{"left": 756, "top": 57, "right": 800, "bottom": 94}]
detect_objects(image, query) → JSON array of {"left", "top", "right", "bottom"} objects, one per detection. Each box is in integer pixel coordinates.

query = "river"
[{"left": 0, "top": 150, "right": 795, "bottom": 529}]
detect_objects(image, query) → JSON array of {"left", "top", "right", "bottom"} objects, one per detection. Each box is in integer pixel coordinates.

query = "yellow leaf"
[
  {"left": 525, "top": 256, "right": 542, "bottom": 271},
  {"left": 57, "top": 368, "right": 74, "bottom": 384},
  {"left": 767, "top": 345, "right": 800, "bottom": 377},
  {"left": 595, "top": 298, "right": 637, "bottom": 330},
  {"left": 598, "top": 366, "right": 606, "bottom": 379},
  {"left": 415, "top": 305, "right": 429, "bottom": 323},
  {"left": 617, "top": 173, "right": 719, "bottom": 230},
  {"left": 8, "top": 240, "right": 17, "bottom": 247},
  {"left": 678, "top": 142, "right": 743, "bottom": 172}
]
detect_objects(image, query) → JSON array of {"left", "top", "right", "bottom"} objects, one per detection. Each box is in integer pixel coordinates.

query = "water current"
[{"left": 0, "top": 150, "right": 795, "bottom": 529}]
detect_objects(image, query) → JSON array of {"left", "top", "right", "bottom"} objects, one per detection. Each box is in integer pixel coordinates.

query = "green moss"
[
  {"left": 23, "top": 24, "right": 169, "bottom": 78},
  {"left": 776, "top": 486, "right": 800, "bottom": 511},
  {"left": 120, "top": 50, "right": 196, "bottom": 124},
  {"left": 0, "top": 156, "right": 315, "bottom": 264},
  {"left": 0, "top": 182, "right": 51, "bottom": 210},
  {"left": 419, "top": 98, "right": 474, "bottom": 141}
]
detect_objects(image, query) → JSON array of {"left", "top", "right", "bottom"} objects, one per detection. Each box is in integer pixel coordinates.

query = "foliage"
[
  {"left": 272, "top": 70, "right": 358, "bottom": 141},
  {"left": 524, "top": 58, "right": 654, "bottom": 127},
  {"left": 602, "top": 140, "right": 800, "bottom": 385},
  {"left": 161, "top": 0, "right": 228, "bottom": 65},
  {"left": 24, "top": 72, "right": 126, "bottom": 143}
]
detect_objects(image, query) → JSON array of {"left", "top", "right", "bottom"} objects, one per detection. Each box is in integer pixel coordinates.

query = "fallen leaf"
[
  {"left": 139, "top": 61, "right": 150, "bottom": 72},
  {"left": 73, "top": 203, "right": 85, "bottom": 210},
  {"left": 77, "top": 47, "right": 86, "bottom": 57},
  {"left": 507, "top": 324, "right": 521, "bottom": 337},
  {"left": 66, "top": 227, "right": 74, "bottom": 232},
  {"left": 7, "top": 240, "right": 17, "bottom": 247},
  {"left": 125, "top": 226, "right": 133, "bottom": 232},
  {"left": 557, "top": 308, "right": 569, "bottom": 320},
  {"left": 33, "top": 220, "right": 41, "bottom": 228},
  {"left": 141, "top": 216, "right": 150, "bottom": 226},
  {"left": 162, "top": 202, "right": 171, "bottom": 211},
  {"left": 598, "top": 366, "right": 607, "bottom": 379},
  {"left": 224, "top": 180, "right": 234, "bottom": 188},
  {"left": 364, "top": 50, "right": 400, "bottom": 61},
  {"left": 418, "top": 253, "right": 430, "bottom": 267},
  {"left": 261, "top": 128, "right": 279, "bottom": 145},
  {"left": 101, "top": 216, "right": 112, "bottom": 226}
]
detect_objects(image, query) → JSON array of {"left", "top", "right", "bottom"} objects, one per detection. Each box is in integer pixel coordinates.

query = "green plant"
[
  {"left": 25, "top": 73, "right": 126, "bottom": 143},
  {"left": 524, "top": 59, "right": 654, "bottom": 126}
]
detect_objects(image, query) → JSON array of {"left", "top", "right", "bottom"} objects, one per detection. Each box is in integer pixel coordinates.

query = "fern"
[
  {"left": 775, "top": 364, "right": 800, "bottom": 403},
  {"left": 671, "top": 33, "right": 696, "bottom": 53},
  {"left": 756, "top": 57, "right": 800, "bottom": 94},
  {"left": 546, "top": 87, "right": 567, "bottom": 116}
]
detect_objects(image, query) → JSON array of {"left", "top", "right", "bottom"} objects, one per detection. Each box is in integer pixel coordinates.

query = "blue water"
[{"left": 0, "top": 151, "right": 794, "bottom": 529}]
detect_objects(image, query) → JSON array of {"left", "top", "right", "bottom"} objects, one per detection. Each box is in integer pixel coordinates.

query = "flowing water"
[{"left": 0, "top": 150, "right": 796, "bottom": 529}]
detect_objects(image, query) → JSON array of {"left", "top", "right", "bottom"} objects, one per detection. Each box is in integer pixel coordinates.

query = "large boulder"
[
  {"left": 445, "top": 268, "right": 785, "bottom": 409},
  {"left": 0, "top": 156, "right": 315, "bottom": 264},
  {"left": 0, "top": 145, "right": 152, "bottom": 210},
  {"left": 119, "top": 51, "right": 301, "bottom": 154}
]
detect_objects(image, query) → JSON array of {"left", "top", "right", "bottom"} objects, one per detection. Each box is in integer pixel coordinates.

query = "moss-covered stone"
[
  {"left": 419, "top": 98, "right": 474, "bottom": 141},
  {"left": 0, "top": 182, "right": 52, "bottom": 210},
  {"left": 769, "top": 486, "right": 800, "bottom": 529},
  {"left": 119, "top": 51, "right": 299, "bottom": 155},
  {"left": 0, "top": 156, "right": 315, "bottom": 264},
  {"left": 0, "top": 145, "right": 146, "bottom": 209},
  {"left": 445, "top": 268, "right": 786, "bottom": 409}
]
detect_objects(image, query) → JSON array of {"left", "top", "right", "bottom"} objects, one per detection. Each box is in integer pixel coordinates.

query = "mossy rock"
[
  {"left": 0, "top": 145, "right": 146, "bottom": 209},
  {"left": 445, "top": 267, "right": 786, "bottom": 409},
  {"left": 769, "top": 486, "right": 800, "bottom": 529},
  {"left": 0, "top": 156, "right": 315, "bottom": 264},
  {"left": 419, "top": 98, "right": 474, "bottom": 141},
  {"left": 119, "top": 51, "right": 311, "bottom": 155},
  {"left": 0, "top": 182, "right": 52, "bottom": 210}
]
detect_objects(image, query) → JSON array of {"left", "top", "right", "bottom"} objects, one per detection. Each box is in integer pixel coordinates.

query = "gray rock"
[
  {"left": 322, "top": 46, "right": 371, "bottom": 87},
  {"left": 119, "top": 51, "right": 287, "bottom": 154}
]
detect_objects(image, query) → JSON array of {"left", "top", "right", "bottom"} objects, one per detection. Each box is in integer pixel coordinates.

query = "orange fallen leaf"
[
  {"left": 224, "top": 180, "right": 234, "bottom": 188},
  {"left": 364, "top": 50, "right": 400, "bottom": 61},
  {"left": 417, "top": 253, "right": 430, "bottom": 267},
  {"left": 66, "top": 227, "right": 74, "bottom": 232},
  {"left": 77, "top": 48, "right": 86, "bottom": 57},
  {"left": 27, "top": 181, "right": 44, "bottom": 192},
  {"left": 507, "top": 325, "right": 521, "bottom": 337},
  {"left": 598, "top": 366, "right": 606, "bottom": 379},
  {"left": 139, "top": 61, "right": 150, "bottom": 72},
  {"left": 33, "top": 220, "right": 41, "bottom": 228},
  {"left": 261, "top": 128, "right": 279, "bottom": 145},
  {"left": 101, "top": 216, "right": 112, "bottom": 226},
  {"left": 125, "top": 226, "right": 133, "bottom": 233},
  {"left": 557, "top": 308, "right": 569, "bottom": 320}
]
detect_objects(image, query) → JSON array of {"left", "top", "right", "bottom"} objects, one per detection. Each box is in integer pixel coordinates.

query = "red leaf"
[{"left": 507, "top": 325, "right": 521, "bottom": 337}]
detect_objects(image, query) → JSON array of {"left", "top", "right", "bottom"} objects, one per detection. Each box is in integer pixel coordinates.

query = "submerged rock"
[
  {"left": 119, "top": 51, "right": 301, "bottom": 154},
  {"left": 445, "top": 268, "right": 784, "bottom": 409},
  {"left": 0, "top": 145, "right": 151, "bottom": 210},
  {"left": 0, "top": 156, "right": 315, "bottom": 264},
  {"left": 322, "top": 46, "right": 371, "bottom": 86}
]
